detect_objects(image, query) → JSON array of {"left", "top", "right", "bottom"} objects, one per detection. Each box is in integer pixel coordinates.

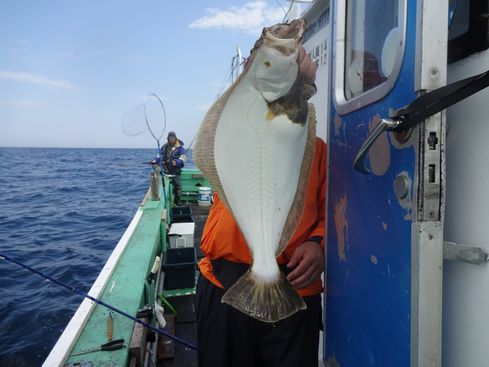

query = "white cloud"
[
  {"left": 9, "top": 47, "right": 28, "bottom": 54},
  {"left": 0, "top": 40, "right": 29, "bottom": 54},
  {"left": 87, "top": 49, "right": 109, "bottom": 58},
  {"left": 133, "top": 94, "right": 169, "bottom": 103},
  {"left": 58, "top": 51, "right": 75, "bottom": 59},
  {"left": 0, "top": 70, "right": 74, "bottom": 89},
  {"left": 58, "top": 49, "right": 109, "bottom": 60},
  {"left": 0, "top": 99, "right": 46, "bottom": 108},
  {"left": 189, "top": 1, "right": 285, "bottom": 32}
]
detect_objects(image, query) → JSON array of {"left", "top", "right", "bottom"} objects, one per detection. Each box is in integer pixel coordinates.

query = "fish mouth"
[{"left": 262, "top": 19, "right": 305, "bottom": 55}]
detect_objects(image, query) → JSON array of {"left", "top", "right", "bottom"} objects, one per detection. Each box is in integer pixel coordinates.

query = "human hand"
[
  {"left": 286, "top": 241, "right": 324, "bottom": 289},
  {"left": 171, "top": 160, "right": 176, "bottom": 166},
  {"left": 298, "top": 47, "right": 317, "bottom": 84}
]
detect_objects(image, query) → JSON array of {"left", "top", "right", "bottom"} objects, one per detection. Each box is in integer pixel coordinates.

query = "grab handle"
[{"left": 353, "top": 118, "right": 400, "bottom": 174}]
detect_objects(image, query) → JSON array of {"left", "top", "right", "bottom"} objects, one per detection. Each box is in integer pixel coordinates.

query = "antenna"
[
  {"left": 232, "top": 45, "right": 244, "bottom": 83},
  {"left": 283, "top": 0, "right": 314, "bottom": 22}
]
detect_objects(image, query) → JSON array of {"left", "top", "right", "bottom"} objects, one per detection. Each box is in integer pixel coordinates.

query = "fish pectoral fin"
[{"left": 221, "top": 269, "right": 306, "bottom": 323}]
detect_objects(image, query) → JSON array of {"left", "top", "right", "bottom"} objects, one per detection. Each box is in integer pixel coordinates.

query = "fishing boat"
[
  {"left": 38, "top": 0, "right": 489, "bottom": 365},
  {"left": 43, "top": 167, "right": 211, "bottom": 367}
]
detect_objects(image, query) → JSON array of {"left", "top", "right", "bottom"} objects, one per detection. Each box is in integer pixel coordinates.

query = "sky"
[{"left": 0, "top": 1, "right": 308, "bottom": 148}]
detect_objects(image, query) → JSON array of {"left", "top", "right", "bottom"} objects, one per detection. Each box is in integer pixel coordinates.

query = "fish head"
[{"left": 249, "top": 19, "right": 305, "bottom": 102}]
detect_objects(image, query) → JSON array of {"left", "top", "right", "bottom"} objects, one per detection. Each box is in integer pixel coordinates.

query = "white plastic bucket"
[{"left": 197, "top": 187, "right": 212, "bottom": 207}]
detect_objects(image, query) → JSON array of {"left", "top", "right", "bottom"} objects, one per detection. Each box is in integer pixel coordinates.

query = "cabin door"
[{"left": 325, "top": 1, "right": 448, "bottom": 366}]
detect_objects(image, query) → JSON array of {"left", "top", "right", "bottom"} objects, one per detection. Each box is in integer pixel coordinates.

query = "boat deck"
[{"left": 158, "top": 202, "right": 210, "bottom": 367}]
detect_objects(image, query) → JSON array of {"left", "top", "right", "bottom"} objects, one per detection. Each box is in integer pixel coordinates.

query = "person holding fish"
[
  {"left": 161, "top": 131, "right": 186, "bottom": 206},
  {"left": 194, "top": 20, "right": 325, "bottom": 367}
]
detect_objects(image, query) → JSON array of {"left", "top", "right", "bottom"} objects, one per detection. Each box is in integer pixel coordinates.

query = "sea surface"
[{"left": 0, "top": 147, "right": 179, "bottom": 366}]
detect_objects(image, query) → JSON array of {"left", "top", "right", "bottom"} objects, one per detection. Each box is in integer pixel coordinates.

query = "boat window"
[
  {"left": 334, "top": 0, "right": 406, "bottom": 114},
  {"left": 345, "top": 1, "right": 401, "bottom": 99},
  {"left": 448, "top": 0, "right": 470, "bottom": 40},
  {"left": 448, "top": 0, "right": 489, "bottom": 63}
]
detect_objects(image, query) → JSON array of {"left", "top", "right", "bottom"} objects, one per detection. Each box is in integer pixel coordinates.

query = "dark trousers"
[
  {"left": 171, "top": 174, "right": 181, "bottom": 202},
  {"left": 196, "top": 275, "right": 322, "bottom": 367}
]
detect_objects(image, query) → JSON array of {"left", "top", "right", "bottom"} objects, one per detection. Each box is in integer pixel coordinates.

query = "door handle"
[
  {"left": 354, "top": 118, "right": 400, "bottom": 174},
  {"left": 353, "top": 69, "right": 489, "bottom": 174}
]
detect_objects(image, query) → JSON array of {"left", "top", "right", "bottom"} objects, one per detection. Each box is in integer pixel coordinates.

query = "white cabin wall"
[
  {"left": 443, "top": 49, "right": 489, "bottom": 367},
  {"left": 302, "top": 3, "right": 330, "bottom": 142},
  {"left": 303, "top": 33, "right": 329, "bottom": 141}
]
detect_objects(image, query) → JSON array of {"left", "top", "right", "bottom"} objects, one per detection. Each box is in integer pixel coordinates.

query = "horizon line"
[{"left": 0, "top": 145, "right": 158, "bottom": 150}]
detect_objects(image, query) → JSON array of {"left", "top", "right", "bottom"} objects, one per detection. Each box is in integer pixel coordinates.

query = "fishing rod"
[{"left": 0, "top": 253, "right": 197, "bottom": 351}]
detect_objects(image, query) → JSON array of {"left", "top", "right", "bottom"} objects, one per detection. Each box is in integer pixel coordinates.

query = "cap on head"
[{"left": 167, "top": 131, "right": 176, "bottom": 138}]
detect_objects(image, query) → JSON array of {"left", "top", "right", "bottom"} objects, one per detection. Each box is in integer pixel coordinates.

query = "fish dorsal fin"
[{"left": 193, "top": 45, "right": 265, "bottom": 215}]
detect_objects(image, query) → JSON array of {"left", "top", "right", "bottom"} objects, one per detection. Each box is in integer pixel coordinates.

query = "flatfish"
[{"left": 194, "top": 19, "right": 316, "bottom": 323}]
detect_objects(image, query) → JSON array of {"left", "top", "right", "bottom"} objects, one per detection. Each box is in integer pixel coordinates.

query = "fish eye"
[{"left": 264, "top": 61, "right": 272, "bottom": 68}]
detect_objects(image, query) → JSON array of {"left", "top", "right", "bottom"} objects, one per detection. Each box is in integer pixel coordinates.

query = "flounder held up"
[{"left": 194, "top": 19, "right": 317, "bottom": 323}]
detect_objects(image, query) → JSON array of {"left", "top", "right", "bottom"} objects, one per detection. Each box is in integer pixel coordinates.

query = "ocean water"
[{"left": 0, "top": 147, "right": 168, "bottom": 366}]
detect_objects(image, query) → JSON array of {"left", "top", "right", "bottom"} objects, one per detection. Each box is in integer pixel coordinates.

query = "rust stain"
[
  {"left": 368, "top": 114, "right": 391, "bottom": 176},
  {"left": 334, "top": 196, "right": 348, "bottom": 261},
  {"left": 334, "top": 113, "right": 342, "bottom": 137}
]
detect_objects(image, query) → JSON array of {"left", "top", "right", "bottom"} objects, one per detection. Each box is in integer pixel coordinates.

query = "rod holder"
[{"left": 150, "top": 173, "right": 160, "bottom": 201}]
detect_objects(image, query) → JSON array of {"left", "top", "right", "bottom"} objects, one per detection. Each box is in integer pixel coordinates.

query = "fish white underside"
[
  {"left": 214, "top": 76, "right": 308, "bottom": 281},
  {"left": 193, "top": 19, "right": 315, "bottom": 321}
]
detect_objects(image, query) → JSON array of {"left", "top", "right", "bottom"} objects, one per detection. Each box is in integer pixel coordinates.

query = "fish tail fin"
[{"left": 221, "top": 269, "right": 306, "bottom": 323}]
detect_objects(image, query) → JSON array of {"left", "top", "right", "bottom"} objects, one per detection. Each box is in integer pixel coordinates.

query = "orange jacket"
[{"left": 198, "top": 137, "right": 327, "bottom": 297}]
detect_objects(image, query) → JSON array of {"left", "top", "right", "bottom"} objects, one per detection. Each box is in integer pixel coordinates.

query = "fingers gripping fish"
[{"left": 194, "top": 19, "right": 317, "bottom": 323}]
